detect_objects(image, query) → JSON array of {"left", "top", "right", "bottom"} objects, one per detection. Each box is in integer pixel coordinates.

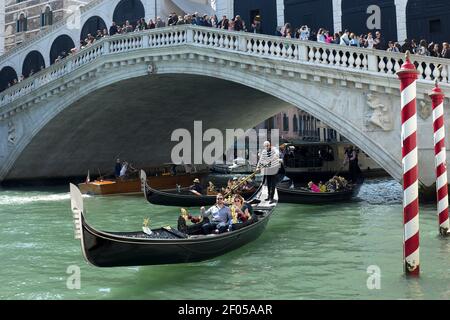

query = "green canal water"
[{"left": 1, "top": 178, "right": 450, "bottom": 300}]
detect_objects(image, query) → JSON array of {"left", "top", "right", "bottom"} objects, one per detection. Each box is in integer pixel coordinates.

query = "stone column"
[
  {"left": 276, "top": 0, "right": 284, "bottom": 28},
  {"left": 332, "top": 0, "right": 342, "bottom": 33},
  {"left": 142, "top": 0, "right": 161, "bottom": 20},
  {"left": 0, "top": 0, "right": 5, "bottom": 56},
  {"left": 216, "top": 0, "right": 233, "bottom": 19},
  {"left": 395, "top": 0, "right": 407, "bottom": 43}
]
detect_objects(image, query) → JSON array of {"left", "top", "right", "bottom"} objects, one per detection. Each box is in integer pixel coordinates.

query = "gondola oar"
[
  {"left": 223, "top": 165, "right": 265, "bottom": 198},
  {"left": 333, "top": 165, "right": 344, "bottom": 178}
]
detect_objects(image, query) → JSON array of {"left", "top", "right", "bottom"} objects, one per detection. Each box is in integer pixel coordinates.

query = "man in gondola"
[
  {"left": 190, "top": 178, "right": 203, "bottom": 196},
  {"left": 200, "top": 193, "right": 232, "bottom": 234}
]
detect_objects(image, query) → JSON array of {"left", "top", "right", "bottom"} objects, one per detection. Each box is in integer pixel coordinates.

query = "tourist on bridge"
[{"left": 218, "top": 15, "right": 229, "bottom": 30}]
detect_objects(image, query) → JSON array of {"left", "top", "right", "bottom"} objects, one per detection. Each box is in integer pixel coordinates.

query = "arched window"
[
  {"left": 293, "top": 114, "right": 299, "bottom": 132},
  {"left": 22, "top": 50, "right": 45, "bottom": 78},
  {"left": 81, "top": 16, "right": 107, "bottom": 41},
  {"left": 0, "top": 67, "right": 18, "bottom": 92},
  {"left": 16, "top": 13, "right": 27, "bottom": 32},
  {"left": 283, "top": 114, "right": 289, "bottom": 132},
  {"left": 113, "top": 0, "right": 145, "bottom": 28},
  {"left": 41, "top": 6, "right": 53, "bottom": 27},
  {"left": 50, "top": 35, "right": 75, "bottom": 64}
]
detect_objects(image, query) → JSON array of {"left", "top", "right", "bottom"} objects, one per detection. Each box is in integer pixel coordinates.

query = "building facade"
[
  {"left": 4, "top": 0, "right": 90, "bottom": 53},
  {"left": 0, "top": 1, "right": 5, "bottom": 55},
  {"left": 256, "top": 107, "right": 342, "bottom": 143}
]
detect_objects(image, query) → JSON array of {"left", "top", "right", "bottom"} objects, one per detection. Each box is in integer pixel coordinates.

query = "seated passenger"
[
  {"left": 308, "top": 181, "right": 321, "bottom": 193},
  {"left": 200, "top": 193, "right": 232, "bottom": 234},
  {"left": 319, "top": 181, "right": 327, "bottom": 193},
  {"left": 232, "top": 194, "right": 253, "bottom": 223},
  {"left": 177, "top": 208, "right": 204, "bottom": 234},
  {"left": 190, "top": 178, "right": 203, "bottom": 196},
  {"left": 207, "top": 181, "right": 217, "bottom": 195}
]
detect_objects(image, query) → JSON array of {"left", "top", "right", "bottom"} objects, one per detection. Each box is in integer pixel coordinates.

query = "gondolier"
[
  {"left": 343, "top": 146, "right": 361, "bottom": 183},
  {"left": 257, "top": 141, "right": 281, "bottom": 203}
]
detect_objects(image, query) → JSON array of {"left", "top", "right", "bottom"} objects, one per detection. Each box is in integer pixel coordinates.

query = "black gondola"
[
  {"left": 69, "top": 182, "right": 278, "bottom": 267},
  {"left": 140, "top": 170, "right": 260, "bottom": 207},
  {"left": 276, "top": 179, "right": 363, "bottom": 204}
]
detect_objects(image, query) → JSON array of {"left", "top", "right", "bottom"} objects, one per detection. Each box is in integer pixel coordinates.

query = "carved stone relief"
[
  {"left": 7, "top": 121, "right": 16, "bottom": 145},
  {"left": 418, "top": 100, "right": 432, "bottom": 120},
  {"left": 365, "top": 93, "right": 394, "bottom": 131}
]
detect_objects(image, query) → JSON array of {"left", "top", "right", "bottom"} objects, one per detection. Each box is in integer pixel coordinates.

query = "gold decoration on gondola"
[
  {"left": 143, "top": 218, "right": 150, "bottom": 227},
  {"left": 180, "top": 208, "right": 189, "bottom": 221}
]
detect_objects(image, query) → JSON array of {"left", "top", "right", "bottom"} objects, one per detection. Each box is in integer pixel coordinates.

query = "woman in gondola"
[{"left": 229, "top": 194, "right": 256, "bottom": 231}]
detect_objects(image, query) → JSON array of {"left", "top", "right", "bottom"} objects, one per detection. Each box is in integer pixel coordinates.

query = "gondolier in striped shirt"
[{"left": 257, "top": 141, "right": 281, "bottom": 203}]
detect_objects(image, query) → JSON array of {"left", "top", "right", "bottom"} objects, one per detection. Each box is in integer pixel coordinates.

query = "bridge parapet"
[{"left": 2, "top": 25, "right": 450, "bottom": 111}]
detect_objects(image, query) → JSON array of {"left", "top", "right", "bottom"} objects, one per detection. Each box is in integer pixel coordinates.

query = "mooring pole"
[
  {"left": 396, "top": 51, "right": 420, "bottom": 276},
  {"left": 429, "top": 81, "right": 450, "bottom": 236}
]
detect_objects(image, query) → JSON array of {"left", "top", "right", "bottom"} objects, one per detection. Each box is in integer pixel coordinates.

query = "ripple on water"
[{"left": 0, "top": 194, "right": 71, "bottom": 206}]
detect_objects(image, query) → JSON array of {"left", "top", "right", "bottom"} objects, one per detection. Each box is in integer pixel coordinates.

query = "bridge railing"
[{"left": 2, "top": 25, "right": 450, "bottom": 108}]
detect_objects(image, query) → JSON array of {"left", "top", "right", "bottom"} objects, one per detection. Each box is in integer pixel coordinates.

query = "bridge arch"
[
  {"left": 22, "top": 50, "right": 45, "bottom": 77},
  {"left": 81, "top": 16, "right": 107, "bottom": 41},
  {"left": 50, "top": 35, "right": 75, "bottom": 64},
  {"left": 406, "top": 0, "right": 450, "bottom": 44},
  {"left": 0, "top": 56, "right": 401, "bottom": 182},
  {"left": 0, "top": 67, "right": 18, "bottom": 92},
  {"left": 113, "top": 0, "right": 145, "bottom": 28}
]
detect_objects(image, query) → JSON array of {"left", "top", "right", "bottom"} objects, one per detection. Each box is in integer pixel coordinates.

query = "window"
[
  {"left": 41, "top": 7, "right": 53, "bottom": 27},
  {"left": 283, "top": 114, "right": 289, "bottom": 132},
  {"left": 429, "top": 19, "right": 441, "bottom": 34},
  {"left": 293, "top": 115, "right": 299, "bottom": 132},
  {"left": 16, "top": 13, "right": 27, "bottom": 33}
]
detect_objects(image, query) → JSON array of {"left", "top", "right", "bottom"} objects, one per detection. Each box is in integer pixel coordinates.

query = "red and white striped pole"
[
  {"left": 397, "top": 51, "right": 420, "bottom": 276},
  {"left": 429, "top": 81, "right": 450, "bottom": 236}
]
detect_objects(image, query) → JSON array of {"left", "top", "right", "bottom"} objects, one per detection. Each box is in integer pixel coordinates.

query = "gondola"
[
  {"left": 140, "top": 170, "right": 260, "bottom": 207},
  {"left": 276, "top": 179, "right": 363, "bottom": 204},
  {"left": 69, "top": 182, "right": 278, "bottom": 267}
]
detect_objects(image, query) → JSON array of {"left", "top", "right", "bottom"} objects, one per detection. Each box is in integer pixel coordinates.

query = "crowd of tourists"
[{"left": 280, "top": 23, "right": 450, "bottom": 58}]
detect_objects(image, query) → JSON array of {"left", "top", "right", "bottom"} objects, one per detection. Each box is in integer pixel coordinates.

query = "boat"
[
  {"left": 78, "top": 164, "right": 207, "bottom": 195},
  {"left": 69, "top": 183, "right": 278, "bottom": 267},
  {"left": 282, "top": 141, "right": 387, "bottom": 182},
  {"left": 276, "top": 179, "right": 363, "bottom": 204},
  {"left": 140, "top": 170, "right": 259, "bottom": 207},
  {"left": 211, "top": 158, "right": 256, "bottom": 174}
]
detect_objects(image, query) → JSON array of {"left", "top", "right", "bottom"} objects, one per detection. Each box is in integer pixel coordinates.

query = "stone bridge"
[{"left": 1, "top": 22, "right": 450, "bottom": 186}]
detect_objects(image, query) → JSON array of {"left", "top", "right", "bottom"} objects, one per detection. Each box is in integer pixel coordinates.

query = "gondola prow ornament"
[{"left": 142, "top": 218, "right": 152, "bottom": 235}]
